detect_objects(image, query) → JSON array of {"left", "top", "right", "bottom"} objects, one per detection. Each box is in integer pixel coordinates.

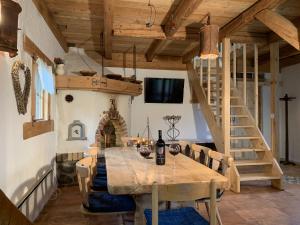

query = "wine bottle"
[{"left": 156, "top": 130, "right": 165, "bottom": 165}]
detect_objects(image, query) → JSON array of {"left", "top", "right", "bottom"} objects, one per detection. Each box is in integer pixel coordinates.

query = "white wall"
[
  {"left": 0, "top": 0, "right": 64, "bottom": 220},
  {"left": 279, "top": 63, "right": 300, "bottom": 163},
  {"left": 56, "top": 90, "right": 131, "bottom": 153},
  {"left": 128, "top": 68, "right": 211, "bottom": 142},
  {"left": 56, "top": 66, "right": 212, "bottom": 154}
]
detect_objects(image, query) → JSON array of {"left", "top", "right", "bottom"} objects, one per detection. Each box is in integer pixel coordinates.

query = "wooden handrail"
[{"left": 17, "top": 167, "right": 53, "bottom": 209}]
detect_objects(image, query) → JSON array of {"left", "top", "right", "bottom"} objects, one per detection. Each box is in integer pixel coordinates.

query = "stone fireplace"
[{"left": 95, "top": 99, "right": 128, "bottom": 148}]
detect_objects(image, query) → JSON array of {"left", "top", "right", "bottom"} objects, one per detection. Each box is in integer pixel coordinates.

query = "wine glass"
[
  {"left": 169, "top": 144, "right": 181, "bottom": 180},
  {"left": 139, "top": 145, "right": 152, "bottom": 159}
]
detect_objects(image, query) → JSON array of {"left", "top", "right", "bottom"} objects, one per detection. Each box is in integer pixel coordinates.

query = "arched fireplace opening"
[{"left": 95, "top": 99, "right": 128, "bottom": 149}]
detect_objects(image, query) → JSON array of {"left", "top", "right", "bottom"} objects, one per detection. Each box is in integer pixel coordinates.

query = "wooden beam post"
[
  {"left": 222, "top": 38, "right": 231, "bottom": 156},
  {"left": 254, "top": 44, "right": 259, "bottom": 125},
  {"left": 104, "top": 0, "right": 113, "bottom": 59},
  {"left": 270, "top": 42, "right": 279, "bottom": 160}
]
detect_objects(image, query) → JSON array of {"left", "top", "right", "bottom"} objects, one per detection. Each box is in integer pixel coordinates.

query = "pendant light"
[
  {"left": 199, "top": 13, "right": 219, "bottom": 60},
  {"left": 0, "top": 0, "right": 22, "bottom": 57}
]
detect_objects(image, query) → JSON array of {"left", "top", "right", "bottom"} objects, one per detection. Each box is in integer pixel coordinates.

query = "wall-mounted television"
[{"left": 144, "top": 78, "right": 184, "bottom": 103}]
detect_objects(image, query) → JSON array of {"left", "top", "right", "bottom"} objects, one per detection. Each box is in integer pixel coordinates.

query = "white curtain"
[{"left": 36, "top": 58, "right": 55, "bottom": 94}]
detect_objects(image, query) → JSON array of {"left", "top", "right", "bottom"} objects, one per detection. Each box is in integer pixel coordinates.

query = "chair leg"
[
  {"left": 204, "top": 201, "right": 210, "bottom": 217},
  {"left": 216, "top": 206, "right": 223, "bottom": 225}
]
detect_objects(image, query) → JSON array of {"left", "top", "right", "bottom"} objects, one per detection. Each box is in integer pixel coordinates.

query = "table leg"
[{"left": 134, "top": 194, "right": 151, "bottom": 225}]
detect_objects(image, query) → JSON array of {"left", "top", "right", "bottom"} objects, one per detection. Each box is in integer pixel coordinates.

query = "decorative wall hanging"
[
  {"left": 67, "top": 120, "right": 87, "bottom": 141},
  {"left": 163, "top": 115, "right": 181, "bottom": 141},
  {"left": 11, "top": 61, "right": 31, "bottom": 115},
  {"left": 0, "top": 0, "right": 22, "bottom": 57}
]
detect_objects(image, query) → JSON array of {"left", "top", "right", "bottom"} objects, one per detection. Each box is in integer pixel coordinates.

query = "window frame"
[{"left": 22, "top": 35, "right": 55, "bottom": 140}]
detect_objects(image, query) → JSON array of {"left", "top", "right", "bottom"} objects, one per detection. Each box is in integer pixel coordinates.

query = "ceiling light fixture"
[
  {"left": 0, "top": 0, "right": 22, "bottom": 57},
  {"left": 199, "top": 13, "right": 219, "bottom": 60}
]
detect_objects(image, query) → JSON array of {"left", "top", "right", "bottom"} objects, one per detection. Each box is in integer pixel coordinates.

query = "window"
[
  {"left": 23, "top": 35, "right": 55, "bottom": 140},
  {"left": 35, "top": 70, "right": 50, "bottom": 120},
  {"left": 32, "top": 59, "right": 54, "bottom": 121}
]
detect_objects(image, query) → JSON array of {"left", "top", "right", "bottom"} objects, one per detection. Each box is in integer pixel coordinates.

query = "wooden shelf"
[{"left": 55, "top": 75, "right": 143, "bottom": 96}]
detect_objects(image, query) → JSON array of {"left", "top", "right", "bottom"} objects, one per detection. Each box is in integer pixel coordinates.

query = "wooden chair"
[
  {"left": 83, "top": 149, "right": 107, "bottom": 192},
  {"left": 76, "top": 157, "right": 135, "bottom": 223},
  {"left": 191, "top": 144, "right": 210, "bottom": 166},
  {"left": 197, "top": 151, "right": 233, "bottom": 225},
  {"left": 178, "top": 140, "right": 192, "bottom": 157},
  {"left": 144, "top": 180, "right": 217, "bottom": 225}
]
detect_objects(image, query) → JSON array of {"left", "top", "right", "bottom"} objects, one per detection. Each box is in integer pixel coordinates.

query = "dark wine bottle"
[{"left": 156, "top": 130, "right": 165, "bottom": 165}]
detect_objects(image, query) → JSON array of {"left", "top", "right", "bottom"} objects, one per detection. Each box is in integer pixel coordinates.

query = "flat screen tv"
[{"left": 144, "top": 78, "right": 184, "bottom": 103}]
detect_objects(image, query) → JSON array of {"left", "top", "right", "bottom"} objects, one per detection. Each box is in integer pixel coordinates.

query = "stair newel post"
[
  {"left": 270, "top": 42, "right": 279, "bottom": 160},
  {"left": 233, "top": 43, "right": 237, "bottom": 88},
  {"left": 207, "top": 58, "right": 211, "bottom": 105},
  {"left": 254, "top": 44, "right": 259, "bottom": 126},
  {"left": 222, "top": 38, "right": 231, "bottom": 156},
  {"left": 243, "top": 43, "right": 247, "bottom": 105}
]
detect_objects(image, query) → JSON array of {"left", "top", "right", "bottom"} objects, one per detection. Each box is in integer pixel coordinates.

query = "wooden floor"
[{"left": 34, "top": 165, "right": 300, "bottom": 225}]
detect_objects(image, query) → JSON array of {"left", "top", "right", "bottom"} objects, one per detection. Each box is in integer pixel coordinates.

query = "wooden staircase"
[{"left": 187, "top": 52, "right": 283, "bottom": 193}]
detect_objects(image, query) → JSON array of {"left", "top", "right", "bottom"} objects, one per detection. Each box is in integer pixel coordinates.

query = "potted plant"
[{"left": 54, "top": 57, "right": 65, "bottom": 75}]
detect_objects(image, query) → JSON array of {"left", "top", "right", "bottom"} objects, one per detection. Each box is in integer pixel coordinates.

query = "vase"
[{"left": 56, "top": 64, "right": 65, "bottom": 75}]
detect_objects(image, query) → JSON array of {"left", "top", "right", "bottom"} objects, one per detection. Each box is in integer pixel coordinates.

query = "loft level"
[{"left": 55, "top": 75, "right": 143, "bottom": 96}]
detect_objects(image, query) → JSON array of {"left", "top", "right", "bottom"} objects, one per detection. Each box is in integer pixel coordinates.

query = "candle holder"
[{"left": 163, "top": 115, "right": 181, "bottom": 141}]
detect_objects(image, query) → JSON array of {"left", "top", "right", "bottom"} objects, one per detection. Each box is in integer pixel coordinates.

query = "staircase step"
[
  {"left": 230, "top": 136, "right": 260, "bottom": 140},
  {"left": 240, "top": 173, "right": 281, "bottom": 182},
  {"left": 235, "top": 160, "right": 273, "bottom": 166},
  {"left": 230, "top": 125, "right": 255, "bottom": 129},
  {"left": 230, "top": 148, "right": 265, "bottom": 153}
]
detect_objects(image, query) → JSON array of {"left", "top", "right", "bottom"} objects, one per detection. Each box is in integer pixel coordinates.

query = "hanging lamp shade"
[
  {"left": 199, "top": 24, "right": 219, "bottom": 59},
  {"left": 0, "top": 0, "right": 22, "bottom": 57}
]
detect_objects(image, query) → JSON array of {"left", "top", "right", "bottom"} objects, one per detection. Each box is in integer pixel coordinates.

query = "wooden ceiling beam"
[
  {"left": 259, "top": 45, "right": 300, "bottom": 67},
  {"left": 219, "top": 0, "right": 287, "bottom": 41},
  {"left": 32, "top": 0, "right": 68, "bottom": 52},
  {"left": 145, "top": 40, "right": 172, "bottom": 62},
  {"left": 145, "top": 0, "right": 203, "bottom": 62},
  {"left": 256, "top": 9, "right": 300, "bottom": 50},
  {"left": 280, "top": 53, "right": 300, "bottom": 68},
  {"left": 113, "top": 24, "right": 199, "bottom": 40},
  {"left": 103, "top": 0, "right": 113, "bottom": 59},
  {"left": 182, "top": 0, "right": 287, "bottom": 63},
  {"left": 86, "top": 51, "right": 186, "bottom": 71},
  {"left": 163, "top": 0, "right": 203, "bottom": 37},
  {"left": 269, "top": 16, "right": 300, "bottom": 45}
]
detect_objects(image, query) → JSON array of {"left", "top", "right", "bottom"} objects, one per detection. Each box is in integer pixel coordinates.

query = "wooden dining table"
[{"left": 105, "top": 147, "right": 228, "bottom": 225}]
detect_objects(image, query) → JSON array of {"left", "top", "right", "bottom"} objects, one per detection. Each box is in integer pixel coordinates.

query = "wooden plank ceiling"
[{"left": 44, "top": 0, "right": 300, "bottom": 69}]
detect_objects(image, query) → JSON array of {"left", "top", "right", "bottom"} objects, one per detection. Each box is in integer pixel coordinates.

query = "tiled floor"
[{"left": 34, "top": 165, "right": 300, "bottom": 225}]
